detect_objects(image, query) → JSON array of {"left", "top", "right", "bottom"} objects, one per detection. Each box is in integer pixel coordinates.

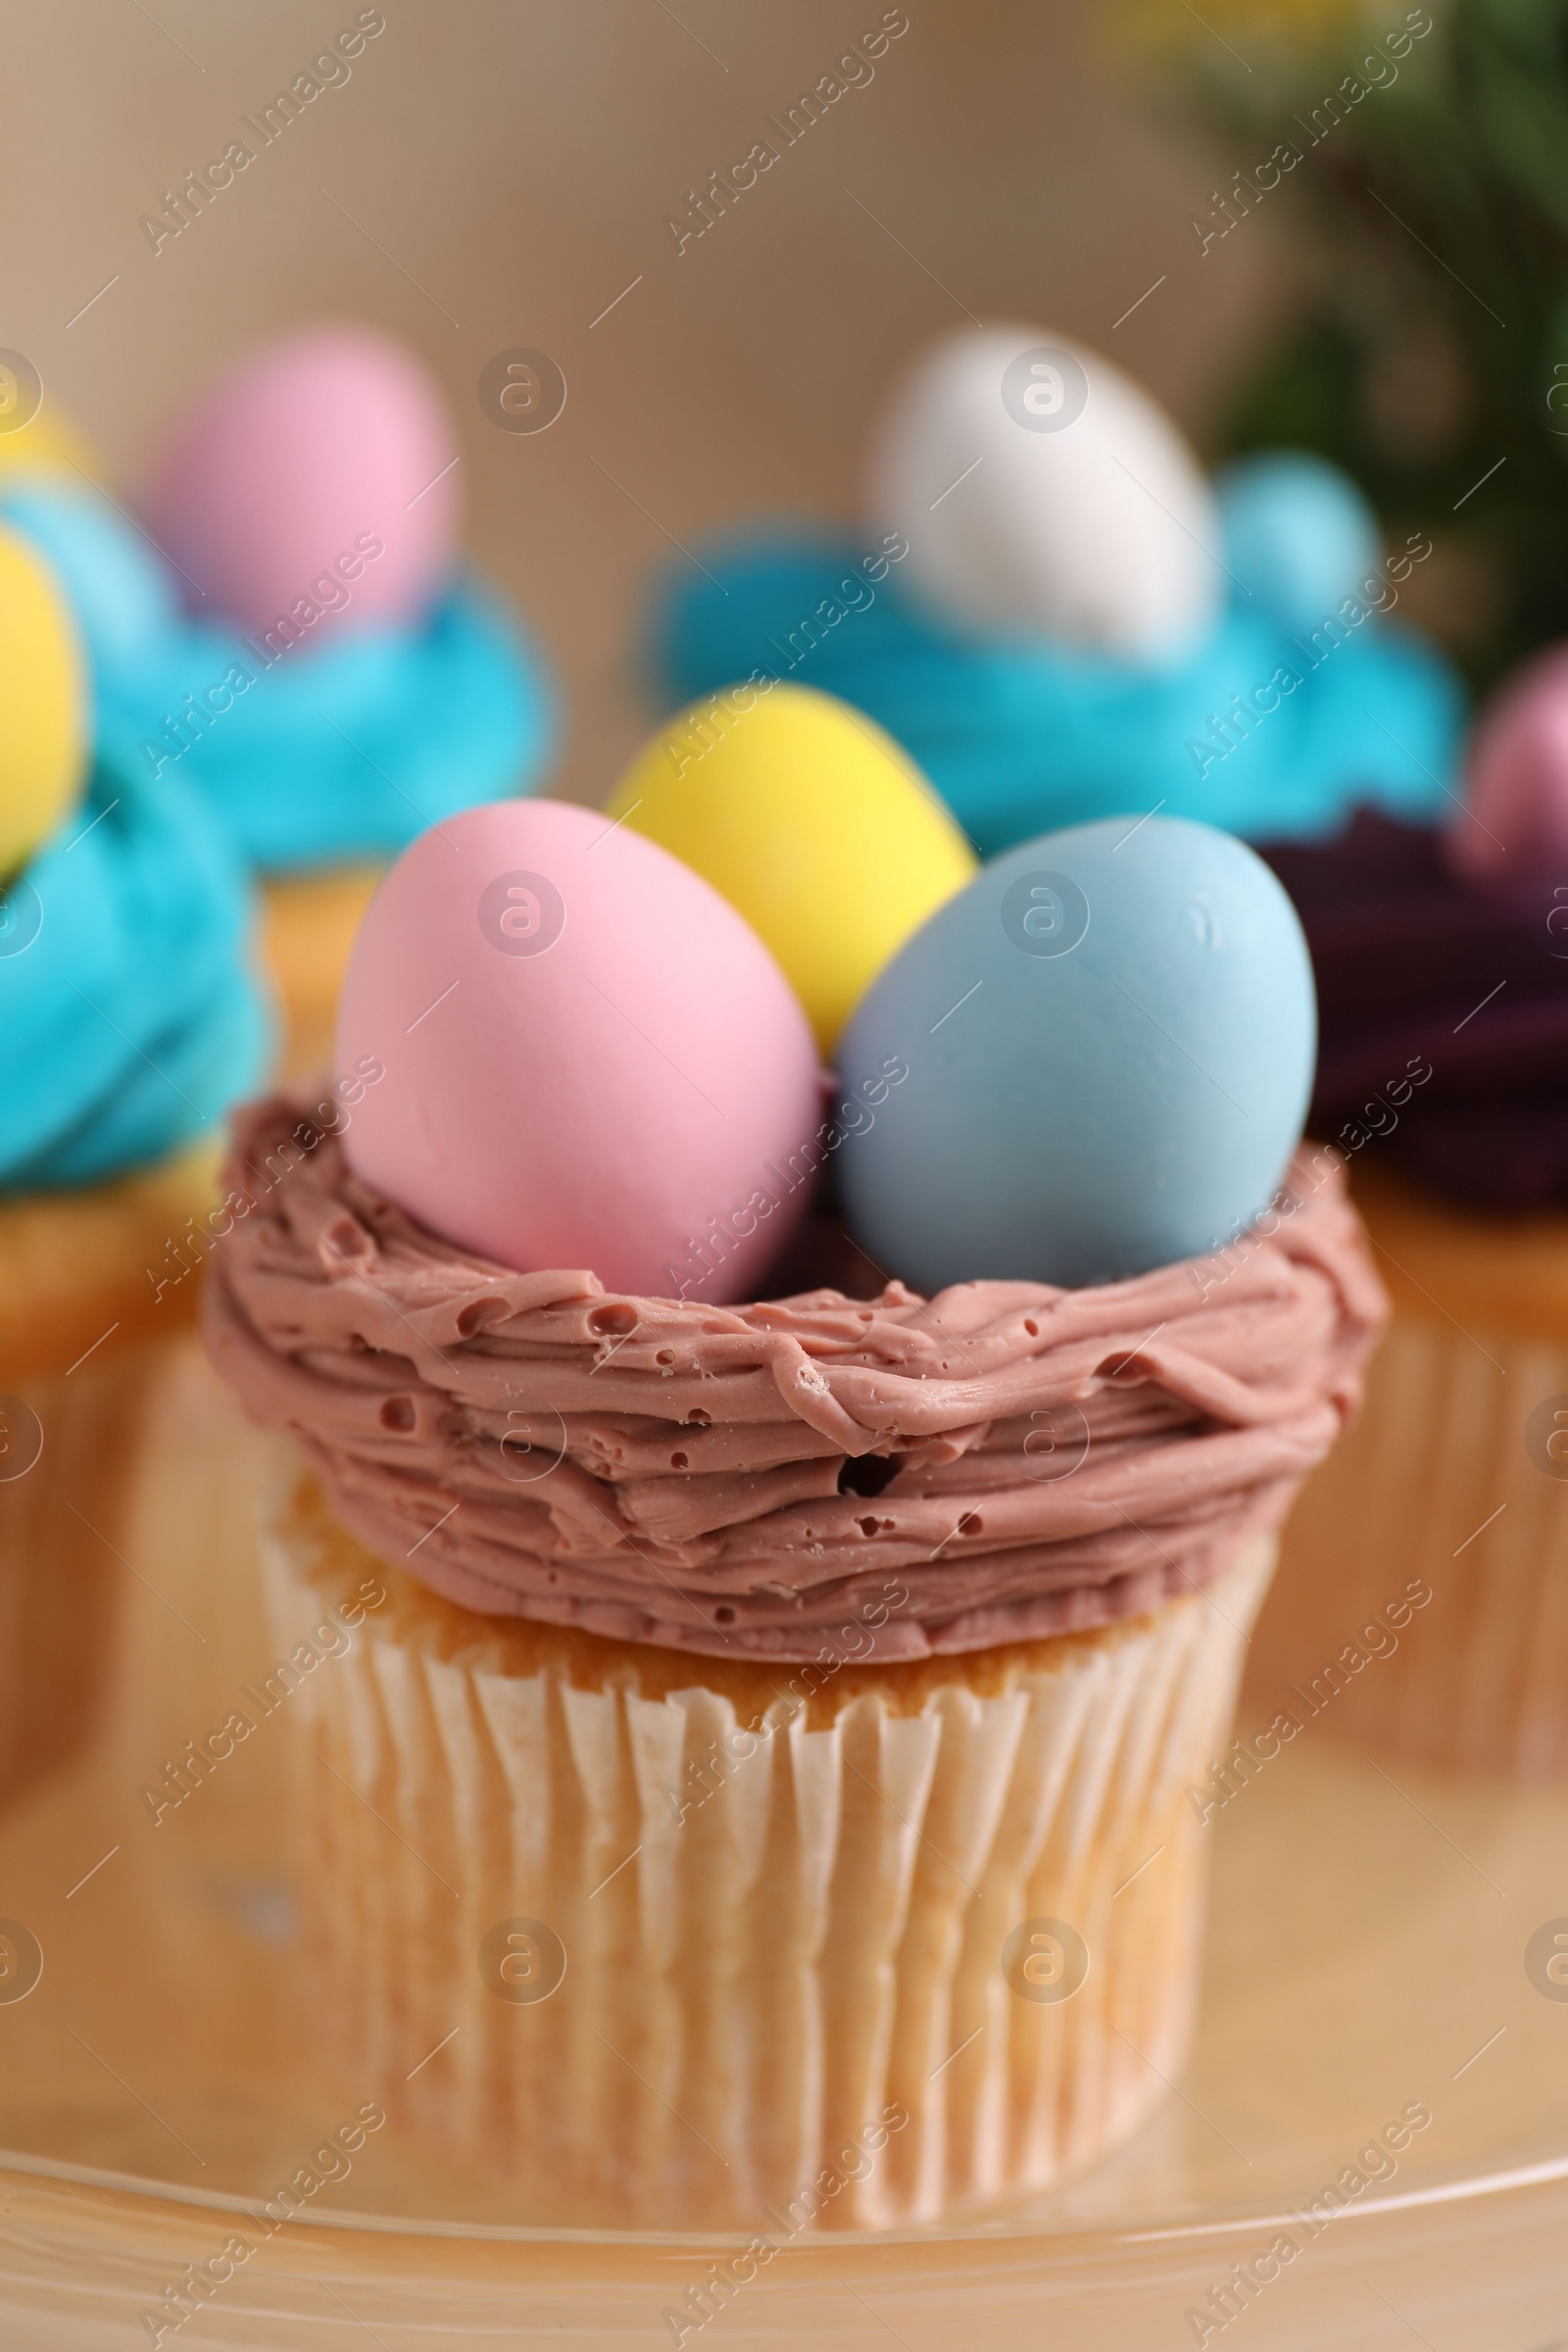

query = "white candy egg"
[{"left": 866, "top": 324, "right": 1224, "bottom": 662}]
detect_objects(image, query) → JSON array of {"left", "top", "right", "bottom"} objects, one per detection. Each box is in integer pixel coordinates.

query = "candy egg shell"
[
  {"left": 0, "top": 524, "right": 86, "bottom": 874},
  {"left": 337, "top": 799, "right": 822, "bottom": 1298},
  {"left": 866, "top": 324, "right": 1223, "bottom": 662},
  {"left": 836, "top": 814, "right": 1315, "bottom": 1291},
  {"left": 1217, "top": 452, "right": 1382, "bottom": 641},
  {"left": 1447, "top": 642, "right": 1568, "bottom": 887},
  {"left": 608, "top": 682, "right": 976, "bottom": 1054},
  {"left": 146, "top": 324, "right": 458, "bottom": 641}
]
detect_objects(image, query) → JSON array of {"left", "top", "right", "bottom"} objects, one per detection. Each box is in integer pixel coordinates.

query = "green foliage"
[{"left": 1169, "top": 0, "right": 1568, "bottom": 682}]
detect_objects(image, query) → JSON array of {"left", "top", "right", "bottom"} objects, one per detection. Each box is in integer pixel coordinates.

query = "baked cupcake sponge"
[{"left": 0, "top": 1145, "right": 220, "bottom": 1810}]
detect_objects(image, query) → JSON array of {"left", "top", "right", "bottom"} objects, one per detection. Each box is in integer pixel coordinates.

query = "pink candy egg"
[
  {"left": 1450, "top": 644, "right": 1568, "bottom": 886},
  {"left": 145, "top": 324, "right": 458, "bottom": 643},
  {"left": 336, "top": 800, "right": 823, "bottom": 1299}
]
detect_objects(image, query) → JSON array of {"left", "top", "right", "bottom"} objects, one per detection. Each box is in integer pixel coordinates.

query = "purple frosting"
[{"left": 1263, "top": 809, "right": 1568, "bottom": 1211}]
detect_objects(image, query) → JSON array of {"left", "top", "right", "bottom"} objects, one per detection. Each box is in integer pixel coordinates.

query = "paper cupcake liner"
[
  {"left": 262, "top": 1452, "right": 1275, "bottom": 2229},
  {"left": 1250, "top": 1305, "right": 1568, "bottom": 1778},
  {"left": 0, "top": 1350, "right": 154, "bottom": 1811}
]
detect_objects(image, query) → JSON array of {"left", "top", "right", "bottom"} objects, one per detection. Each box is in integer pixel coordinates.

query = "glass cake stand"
[{"left": 1, "top": 1336, "right": 1565, "bottom": 2348}]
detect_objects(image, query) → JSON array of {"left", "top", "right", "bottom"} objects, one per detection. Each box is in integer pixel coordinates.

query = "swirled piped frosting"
[
  {"left": 1264, "top": 809, "right": 1568, "bottom": 1210},
  {"left": 206, "top": 1099, "right": 1386, "bottom": 1661},
  {"left": 2, "top": 752, "right": 269, "bottom": 1191},
  {"left": 650, "top": 533, "right": 1462, "bottom": 858}
]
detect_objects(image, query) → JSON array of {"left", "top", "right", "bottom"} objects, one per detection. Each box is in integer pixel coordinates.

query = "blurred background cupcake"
[
  {"left": 0, "top": 324, "right": 556, "bottom": 1078},
  {"left": 648, "top": 322, "right": 1465, "bottom": 859},
  {"left": 1098, "top": 0, "right": 1568, "bottom": 1780},
  {"left": 0, "top": 519, "right": 268, "bottom": 1813},
  {"left": 1247, "top": 645, "right": 1568, "bottom": 1778}
]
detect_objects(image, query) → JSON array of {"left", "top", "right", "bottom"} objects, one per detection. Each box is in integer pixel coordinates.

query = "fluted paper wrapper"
[
  {"left": 1251, "top": 1310, "right": 1568, "bottom": 1778},
  {"left": 264, "top": 1457, "right": 1275, "bottom": 2228}
]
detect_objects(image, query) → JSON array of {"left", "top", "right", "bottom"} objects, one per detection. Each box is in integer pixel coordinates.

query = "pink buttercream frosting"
[{"left": 205, "top": 1098, "right": 1387, "bottom": 1661}]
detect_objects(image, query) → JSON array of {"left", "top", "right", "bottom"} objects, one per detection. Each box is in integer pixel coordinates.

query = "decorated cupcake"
[
  {"left": 0, "top": 523, "right": 268, "bottom": 1811},
  {"left": 650, "top": 324, "right": 1461, "bottom": 858},
  {"left": 204, "top": 706, "right": 1382, "bottom": 2227},
  {"left": 0, "top": 325, "right": 554, "bottom": 1076},
  {"left": 1247, "top": 651, "right": 1568, "bottom": 1777}
]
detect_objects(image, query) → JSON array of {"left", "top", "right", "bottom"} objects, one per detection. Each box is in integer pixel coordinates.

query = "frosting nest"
[
  {"left": 207, "top": 1101, "right": 1385, "bottom": 1660},
  {"left": 651, "top": 533, "right": 1463, "bottom": 858}
]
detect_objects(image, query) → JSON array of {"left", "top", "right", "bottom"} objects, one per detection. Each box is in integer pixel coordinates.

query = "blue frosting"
[
  {"left": 651, "top": 508, "right": 1464, "bottom": 858},
  {"left": 0, "top": 480, "right": 556, "bottom": 874},
  {"left": 0, "top": 750, "right": 270, "bottom": 1192}
]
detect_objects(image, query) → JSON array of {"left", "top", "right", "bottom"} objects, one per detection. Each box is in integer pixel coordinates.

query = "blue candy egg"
[
  {"left": 835, "top": 815, "right": 1316, "bottom": 1291},
  {"left": 1217, "top": 452, "right": 1381, "bottom": 643}
]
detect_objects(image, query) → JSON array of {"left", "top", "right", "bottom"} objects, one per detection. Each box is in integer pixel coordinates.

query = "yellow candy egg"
[
  {"left": 608, "top": 684, "right": 976, "bottom": 1053},
  {"left": 0, "top": 526, "right": 86, "bottom": 876}
]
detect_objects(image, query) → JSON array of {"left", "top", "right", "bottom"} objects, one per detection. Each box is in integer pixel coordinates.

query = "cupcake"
[
  {"left": 1247, "top": 655, "right": 1568, "bottom": 1777},
  {"left": 649, "top": 325, "right": 1461, "bottom": 858},
  {"left": 0, "top": 525, "right": 269, "bottom": 1811},
  {"left": 0, "top": 325, "right": 554, "bottom": 1077},
  {"left": 204, "top": 781, "right": 1381, "bottom": 2226}
]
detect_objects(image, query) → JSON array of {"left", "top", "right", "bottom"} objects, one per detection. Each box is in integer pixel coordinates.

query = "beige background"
[{"left": 2, "top": 0, "right": 1298, "bottom": 802}]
